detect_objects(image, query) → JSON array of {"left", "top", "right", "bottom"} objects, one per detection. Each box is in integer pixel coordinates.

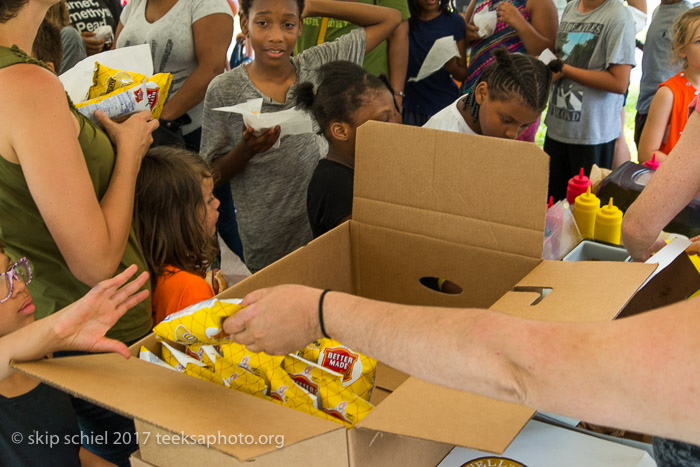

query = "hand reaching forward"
[{"left": 48, "top": 265, "right": 150, "bottom": 359}]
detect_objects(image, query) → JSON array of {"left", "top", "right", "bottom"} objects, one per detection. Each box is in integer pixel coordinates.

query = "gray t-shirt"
[
  {"left": 201, "top": 29, "right": 366, "bottom": 272},
  {"left": 544, "top": 0, "right": 636, "bottom": 145},
  {"left": 59, "top": 26, "right": 87, "bottom": 74},
  {"left": 637, "top": 1, "right": 692, "bottom": 115},
  {"left": 116, "top": 0, "right": 232, "bottom": 134}
]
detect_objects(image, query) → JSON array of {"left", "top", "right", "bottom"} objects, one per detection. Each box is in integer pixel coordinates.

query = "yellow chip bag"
[
  {"left": 160, "top": 341, "right": 224, "bottom": 386},
  {"left": 75, "top": 80, "right": 149, "bottom": 123},
  {"left": 282, "top": 354, "right": 342, "bottom": 397},
  {"left": 87, "top": 62, "right": 172, "bottom": 119},
  {"left": 300, "top": 339, "right": 377, "bottom": 401},
  {"left": 186, "top": 344, "right": 222, "bottom": 367},
  {"left": 214, "top": 356, "right": 269, "bottom": 399},
  {"left": 89, "top": 62, "right": 147, "bottom": 97},
  {"left": 153, "top": 298, "right": 244, "bottom": 345},
  {"left": 138, "top": 346, "right": 176, "bottom": 372},
  {"left": 263, "top": 357, "right": 350, "bottom": 426},
  {"left": 266, "top": 365, "right": 319, "bottom": 414},
  {"left": 219, "top": 342, "right": 283, "bottom": 379},
  {"left": 317, "top": 380, "right": 374, "bottom": 427}
]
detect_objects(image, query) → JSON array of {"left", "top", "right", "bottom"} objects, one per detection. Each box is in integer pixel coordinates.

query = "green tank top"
[{"left": 0, "top": 45, "right": 152, "bottom": 343}]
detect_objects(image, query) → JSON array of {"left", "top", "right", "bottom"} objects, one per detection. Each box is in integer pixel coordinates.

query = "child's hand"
[
  {"left": 81, "top": 31, "right": 106, "bottom": 56},
  {"left": 49, "top": 265, "right": 150, "bottom": 359},
  {"left": 241, "top": 125, "right": 281, "bottom": 156},
  {"left": 465, "top": 22, "right": 480, "bottom": 43},
  {"left": 496, "top": 2, "right": 526, "bottom": 29},
  {"left": 550, "top": 64, "right": 565, "bottom": 83}
]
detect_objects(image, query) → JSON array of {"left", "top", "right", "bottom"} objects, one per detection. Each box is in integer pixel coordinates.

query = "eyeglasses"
[{"left": 0, "top": 257, "right": 32, "bottom": 303}]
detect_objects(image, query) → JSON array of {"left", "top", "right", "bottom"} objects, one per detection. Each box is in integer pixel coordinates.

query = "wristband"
[{"left": 318, "top": 289, "right": 332, "bottom": 339}]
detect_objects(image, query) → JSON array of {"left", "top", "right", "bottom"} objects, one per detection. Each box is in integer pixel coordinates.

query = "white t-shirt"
[
  {"left": 116, "top": 0, "right": 232, "bottom": 134},
  {"left": 423, "top": 96, "right": 477, "bottom": 135}
]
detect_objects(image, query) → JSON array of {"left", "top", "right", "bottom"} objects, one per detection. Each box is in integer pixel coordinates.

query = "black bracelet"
[{"left": 318, "top": 289, "right": 332, "bottom": 339}]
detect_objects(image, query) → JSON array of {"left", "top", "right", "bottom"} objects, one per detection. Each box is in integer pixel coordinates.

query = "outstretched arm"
[
  {"left": 636, "top": 86, "right": 673, "bottom": 164},
  {"left": 498, "top": 0, "right": 557, "bottom": 56},
  {"left": 0, "top": 265, "right": 149, "bottom": 382},
  {"left": 159, "top": 13, "right": 233, "bottom": 121},
  {"left": 304, "top": 0, "right": 402, "bottom": 53},
  {"left": 224, "top": 284, "right": 700, "bottom": 445}
]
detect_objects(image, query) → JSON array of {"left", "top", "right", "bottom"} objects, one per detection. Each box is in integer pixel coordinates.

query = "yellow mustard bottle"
[
  {"left": 594, "top": 198, "right": 623, "bottom": 245},
  {"left": 572, "top": 186, "right": 600, "bottom": 239}
]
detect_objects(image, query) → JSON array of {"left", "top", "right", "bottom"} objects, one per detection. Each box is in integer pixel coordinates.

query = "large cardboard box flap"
[
  {"left": 353, "top": 123, "right": 548, "bottom": 259},
  {"left": 352, "top": 261, "right": 653, "bottom": 451},
  {"left": 15, "top": 348, "right": 343, "bottom": 461}
]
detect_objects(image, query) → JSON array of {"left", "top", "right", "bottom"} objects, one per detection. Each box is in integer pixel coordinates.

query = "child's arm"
[
  {"left": 497, "top": 0, "right": 558, "bottom": 56},
  {"left": 0, "top": 266, "right": 148, "bottom": 382},
  {"left": 388, "top": 18, "right": 409, "bottom": 110},
  {"left": 464, "top": 0, "right": 479, "bottom": 45},
  {"left": 303, "top": 0, "right": 402, "bottom": 53},
  {"left": 637, "top": 85, "right": 674, "bottom": 163},
  {"left": 445, "top": 37, "right": 469, "bottom": 82},
  {"left": 560, "top": 63, "right": 632, "bottom": 95}
]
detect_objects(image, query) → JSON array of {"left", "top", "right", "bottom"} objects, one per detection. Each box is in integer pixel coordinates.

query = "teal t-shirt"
[{"left": 294, "top": 0, "right": 410, "bottom": 77}]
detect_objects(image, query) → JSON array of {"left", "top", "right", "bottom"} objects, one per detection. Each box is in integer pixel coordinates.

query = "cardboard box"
[
  {"left": 130, "top": 450, "right": 156, "bottom": 467},
  {"left": 437, "top": 420, "right": 655, "bottom": 467},
  {"left": 14, "top": 123, "right": 655, "bottom": 466}
]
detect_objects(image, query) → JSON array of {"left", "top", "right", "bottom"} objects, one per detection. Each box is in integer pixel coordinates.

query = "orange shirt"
[
  {"left": 659, "top": 72, "right": 699, "bottom": 154},
  {"left": 152, "top": 266, "right": 214, "bottom": 325}
]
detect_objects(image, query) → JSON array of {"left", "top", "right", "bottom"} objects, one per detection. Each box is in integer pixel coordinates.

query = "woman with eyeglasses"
[
  {"left": 0, "top": 0, "right": 157, "bottom": 464},
  {"left": 0, "top": 248, "right": 149, "bottom": 466}
]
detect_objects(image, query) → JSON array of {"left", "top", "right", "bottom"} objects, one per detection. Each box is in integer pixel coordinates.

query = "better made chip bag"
[
  {"left": 160, "top": 341, "right": 224, "bottom": 386},
  {"left": 299, "top": 338, "right": 377, "bottom": 401},
  {"left": 282, "top": 353, "right": 343, "bottom": 397},
  {"left": 317, "top": 380, "right": 375, "bottom": 427},
  {"left": 219, "top": 342, "right": 284, "bottom": 379},
  {"left": 153, "top": 298, "right": 244, "bottom": 345},
  {"left": 214, "top": 355, "right": 269, "bottom": 399}
]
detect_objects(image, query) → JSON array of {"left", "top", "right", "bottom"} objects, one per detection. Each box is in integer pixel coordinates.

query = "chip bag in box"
[
  {"left": 153, "top": 298, "right": 244, "bottom": 345},
  {"left": 299, "top": 338, "right": 377, "bottom": 401}
]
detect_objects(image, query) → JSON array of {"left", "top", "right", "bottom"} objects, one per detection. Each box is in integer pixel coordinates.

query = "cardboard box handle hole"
[
  {"left": 512, "top": 286, "right": 553, "bottom": 305},
  {"left": 419, "top": 277, "right": 463, "bottom": 295}
]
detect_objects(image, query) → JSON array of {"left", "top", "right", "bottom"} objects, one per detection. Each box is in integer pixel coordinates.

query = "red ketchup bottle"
[
  {"left": 642, "top": 153, "right": 661, "bottom": 170},
  {"left": 566, "top": 168, "right": 592, "bottom": 205}
]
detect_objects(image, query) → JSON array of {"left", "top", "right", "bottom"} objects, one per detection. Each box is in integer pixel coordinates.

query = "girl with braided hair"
[
  {"left": 424, "top": 48, "right": 562, "bottom": 139},
  {"left": 297, "top": 60, "right": 398, "bottom": 238}
]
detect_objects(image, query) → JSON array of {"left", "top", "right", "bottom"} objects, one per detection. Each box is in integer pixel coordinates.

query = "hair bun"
[
  {"left": 294, "top": 81, "right": 316, "bottom": 110},
  {"left": 547, "top": 59, "right": 564, "bottom": 74}
]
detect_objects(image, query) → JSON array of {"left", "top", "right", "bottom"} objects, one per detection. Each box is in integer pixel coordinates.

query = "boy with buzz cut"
[{"left": 543, "top": 0, "right": 636, "bottom": 202}]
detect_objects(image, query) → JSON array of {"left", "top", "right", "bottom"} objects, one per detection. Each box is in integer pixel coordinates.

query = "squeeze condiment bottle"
[
  {"left": 566, "top": 168, "right": 592, "bottom": 205},
  {"left": 572, "top": 186, "right": 600, "bottom": 239},
  {"left": 642, "top": 153, "right": 661, "bottom": 170},
  {"left": 594, "top": 198, "right": 623, "bottom": 245}
]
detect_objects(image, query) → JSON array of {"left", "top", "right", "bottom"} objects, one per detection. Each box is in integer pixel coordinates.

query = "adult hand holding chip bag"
[{"left": 93, "top": 109, "right": 159, "bottom": 163}]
